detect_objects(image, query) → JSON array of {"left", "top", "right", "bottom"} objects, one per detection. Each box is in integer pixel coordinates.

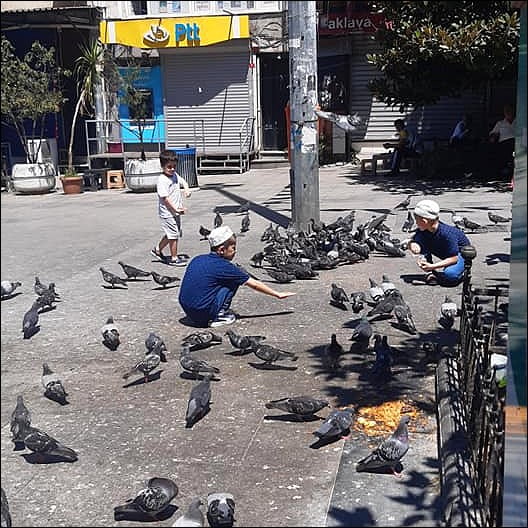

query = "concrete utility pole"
[{"left": 288, "top": 1, "right": 320, "bottom": 232}]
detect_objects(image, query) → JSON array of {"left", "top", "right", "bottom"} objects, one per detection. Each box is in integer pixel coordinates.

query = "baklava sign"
[{"left": 318, "top": 12, "right": 392, "bottom": 34}]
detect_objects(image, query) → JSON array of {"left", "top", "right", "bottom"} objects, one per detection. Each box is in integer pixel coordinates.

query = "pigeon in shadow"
[
  {"left": 401, "top": 210, "right": 415, "bottom": 233},
  {"left": 199, "top": 225, "right": 211, "bottom": 240},
  {"left": 350, "top": 291, "right": 366, "bottom": 313},
  {"left": 356, "top": 415, "right": 411, "bottom": 477},
  {"left": 41, "top": 363, "right": 69, "bottom": 405},
  {"left": 186, "top": 376, "right": 212, "bottom": 428},
  {"left": 439, "top": 295, "right": 458, "bottom": 330},
  {"left": 265, "top": 396, "right": 329, "bottom": 420},
  {"left": 99, "top": 267, "right": 127, "bottom": 288},
  {"left": 350, "top": 315, "right": 373, "bottom": 348},
  {"left": 101, "top": 316, "right": 120, "bottom": 351},
  {"left": 22, "top": 302, "right": 40, "bottom": 339},
  {"left": 118, "top": 261, "right": 151, "bottom": 280},
  {"left": 249, "top": 252, "right": 265, "bottom": 267},
  {"left": 323, "top": 334, "right": 344, "bottom": 371},
  {"left": 182, "top": 331, "right": 222, "bottom": 351},
  {"left": 1, "top": 281, "right": 21, "bottom": 299},
  {"left": 463, "top": 217, "right": 483, "bottom": 231},
  {"left": 151, "top": 271, "right": 180, "bottom": 289},
  {"left": 214, "top": 212, "right": 223, "bottom": 229},
  {"left": 265, "top": 269, "right": 295, "bottom": 284},
  {"left": 10, "top": 395, "right": 31, "bottom": 450},
  {"left": 393, "top": 303, "right": 417, "bottom": 334},
  {"left": 240, "top": 212, "right": 250, "bottom": 233}
]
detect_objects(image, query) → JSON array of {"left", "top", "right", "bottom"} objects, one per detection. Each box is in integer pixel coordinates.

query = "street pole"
[{"left": 288, "top": 1, "right": 320, "bottom": 233}]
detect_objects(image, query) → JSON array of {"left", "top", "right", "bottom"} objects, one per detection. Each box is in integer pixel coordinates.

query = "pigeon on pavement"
[
  {"left": 401, "top": 210, "right": 415, "bottom": 232},
  {"left": 101, "top": 316, "right": 120, "bottom": 351},
  {"left": 324, "top": 334, "right": 344, "bottom": 371},
  {"left": 172, "top": 497, "right": 204, "bottom": 527},
  {"left": 22, "top": 302, "right": 40, "bottom": 339},
  {"left": 488, "top": 211, "right": 511, "bottom": 224},
  {"left": 368, "top": 278, "right": 384, "bottom": 303},
  {"left": 350, "top": 291, "right": 366, "bottom": 313},
  {"left": 391, "top": 194, "right": 412, "bottom": 211},
  {"left": 249, "top": 252, "right": 265, "bottom": 267},
  {"left": 114, "top": 478, "right": 178, "bottom": 521},
  {"left": 100, "top": 267, "right": 128, "bottom": 288},
  {"left": 123, "top": 347, "right": 167, "bottom": 384},
  {"left": 180, "top": 345, "right": 220, "bottom": 377},
  {"left": 367, "top": 289, "right": 404, "bottom": 318},
  {"left": 35, "top": 288, "right": 59, "bottom": 310},
  {"left": 41, "top": 363, "right": 69, "bottom": 405},
  {"left": 224, "top": 329, "right": 265, "bottom": 352},
  {"left": 439, "top": 295, "right": 458, "bottom": 330},
  {"left": 463, "top": 217, "right": 483, "bottom": 231},
  {"left": 34, "top": 276, "right": 48, "bottom": 297},
  {"left": 118, "top": 261, "right": 151, "bottom": 280},
  {"left": 313, "top": 408, "right": 355, "bottom": 440},
  {"left": 151, "top": 271, "right": 180, "bottom": 289},
  {"left": 381, "top": 275, "right": 396, "bottom": 294},
  {"left": 265, "top": 396, "right": 329, "bottom": 419},
  {"left": 145, "top": 332, "right": 167, "bottom": 353},
  {"left": 22, "top": 425, "right": 78, "bottom": 462},
  {"left": 186, "top": 376, "right": 212, "bottom": 428},
  {"left": 356, "top": 415, "right": 411, "bottom": 477},
  {"left": 253, "top": 344, "right": 298, "bottom": 365},
  {"left": 394, "top": 303, "right": 417, "bottom": 334},
  {"left": 330, "top": 283, "right": 349, "bottom": 307},
  {"left": 214, "top": 212, "right": 223, "bottom": 228},
  {"left": 350, "top": 315, "right": 373, "bottom": 345},
  {"left": 10, "top": 395, "right": 31, "bottom": 449},
  {"left": 265, "top": 269, "right": 295, "bottom": 283},
  {"left": 182, "top": 331, "right": 222, "bottom": 351},
  {"left": 1, "top": 487, "right": 12, "bottom": 528},
  {"left": 240, "top": 212, "right": 250, "bottom": 233},
  {"left": 1, "top": 281, "right": 21, "bottom": 299},
  {"left": 207, "top": 492, "right": 235, "bottom": 528},
  {"left": 199, "top": 225, "right": 211, "bottom": 240}
]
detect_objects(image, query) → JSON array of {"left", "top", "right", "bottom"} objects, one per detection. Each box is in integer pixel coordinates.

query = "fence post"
[{"left": 461, "top": 245, "right": 477, "bottom": 298}]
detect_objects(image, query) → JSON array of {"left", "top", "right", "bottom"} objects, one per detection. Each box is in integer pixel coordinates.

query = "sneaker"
[
  {"left": 210, "top": 311, "right": 236, "bottom": 328},
  {"left": 167, "top": 257, "right": 188, "bottom": 267},
  {"left": 151, "top": 247, "right": 166, "bottom": 261},
  {"left": 425, "top": 273, "right": 438, "bottom": 285}
]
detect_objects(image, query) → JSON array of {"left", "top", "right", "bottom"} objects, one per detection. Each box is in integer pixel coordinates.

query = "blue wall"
[{"left": 118, "top": 66, "right": 165, "bottom": 144}]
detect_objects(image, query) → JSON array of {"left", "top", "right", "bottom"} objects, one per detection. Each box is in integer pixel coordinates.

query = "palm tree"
[{"left": 67, "top": 39, "right": 104, "bottom": 174}]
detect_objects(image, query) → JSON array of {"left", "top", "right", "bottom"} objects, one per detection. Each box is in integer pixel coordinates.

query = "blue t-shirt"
[
  {"left": 178, "top": 253, "right": 250, "bottom": 312},
  {"left": 413, "top": 222, "right": 470, "bottom": 259}
]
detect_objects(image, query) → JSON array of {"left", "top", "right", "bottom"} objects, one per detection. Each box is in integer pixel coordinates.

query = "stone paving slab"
[{"left": 1, "top": 166, "right": 511, "bottom": 526}]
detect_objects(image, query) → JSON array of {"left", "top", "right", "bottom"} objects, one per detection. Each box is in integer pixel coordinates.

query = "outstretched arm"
[{"left": 244, "top": 278, "right": 296, "bottom": 299}]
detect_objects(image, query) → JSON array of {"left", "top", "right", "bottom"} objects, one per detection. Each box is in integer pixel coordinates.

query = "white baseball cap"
[
  {"left": 414, "top": 199, "right": 440, "bottom": 219},
  {"left": 208, "top": 226, "right": 235, "bottom": 248}
]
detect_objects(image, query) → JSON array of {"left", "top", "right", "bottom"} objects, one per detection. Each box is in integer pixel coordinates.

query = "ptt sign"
[{"left": 175, "top": 23, "right": 200, "bottom": 42}]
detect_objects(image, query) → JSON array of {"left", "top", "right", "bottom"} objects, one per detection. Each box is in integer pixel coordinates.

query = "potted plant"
[
  {"left": 1, "top": 36, "right": 69, "bottom": 194},
  {"left": 60, "top": 167, "right": 83, "bottom": 194}
]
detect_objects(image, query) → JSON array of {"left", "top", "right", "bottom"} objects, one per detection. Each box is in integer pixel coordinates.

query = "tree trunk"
[{"left": 68, "top": 89, "right": 86, "bottom": 171}]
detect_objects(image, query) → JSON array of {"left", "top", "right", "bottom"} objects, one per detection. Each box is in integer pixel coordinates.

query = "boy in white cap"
[
  {"left": 178, "top": 226, "right": 296, "bottom": 327},
  {"left": 404, "top": 199, "right": 471, "bottom": 286}
]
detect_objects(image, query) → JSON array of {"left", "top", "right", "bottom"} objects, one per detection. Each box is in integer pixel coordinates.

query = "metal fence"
[{"left": 457, "top": 248, "right": 508, "bottom": 527}]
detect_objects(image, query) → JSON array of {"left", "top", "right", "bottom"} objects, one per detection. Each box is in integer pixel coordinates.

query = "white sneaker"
[{"left": 210, "top": 311, "right": 236, "bottom": 328}]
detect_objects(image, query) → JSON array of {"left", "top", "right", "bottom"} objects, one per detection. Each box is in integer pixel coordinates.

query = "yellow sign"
[{"left": 100, "top": 15, "right": 249, "bottom": 48}]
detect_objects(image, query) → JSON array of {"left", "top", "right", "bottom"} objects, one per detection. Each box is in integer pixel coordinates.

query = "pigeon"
[
  {"left": 367, "top": 290, "right": 404, "bottom": 318},
  {"left": 214, "top": 212, "right": 223, "bottom": 228},
  {"left": 381, "top": 275, "right": 396, "bottom": 294},
  {"left": 266, "top": 269, "right": 295, "bottom": 283},
  {"left": 199, "top": 225, "right": 211, "bottom": 240},
  {"left": 462, "top": 217, "right": 482, "bottom": 231},
  {"left": 151, "top": 270, "right": 180, "bottom": 288},
  {"left": 34, "top": 276, "right": 48, "bottom": 297},
  {"left": 99, "top": 267, "right": 128, "bottom": 288},
  {"left": 0, "top": 281, "right": 21, "bottom": 298},
  {"left": 350, "top": 315, "right": 373, "bottom": 345},
  {"left": 401, "top": 210, "right": 415, "bottom": 232},
  {"left": 118, "top": 261, "right": 151, "bottom": 280},
  {"left": 368, "top": 278, "right": 384, "bottom": 303},
  {"left": 123, "top": 347, "right": 167, "bottom": 383},
  {"left": 350, "top": 291, "right": 366, "bottom": 313},
  {"left": 22, "top": 302, "right": 40, "bottom": 339},
  {"left": 35, "top": 288, "right": 59, "bottom": 310},
  {"left": 224, "top": 329, "right": 265, "bottom": 352},
  {"left": 313, "top": 408, "right": 355, "bottom": 440},
  {"left": 206, "top": 492, "right": 235, "bottom": 528},
  {"left": 249, "top": 252, "right": 265, "bottom": 267},
  {"left": 180, "top": 345, "right": 220, "bottom": 377},
  {"left": 1, "top": 487, "right": 12, "bottom": 528},
  {"left": 394, "top": 303, "right": 417, "bottom": 334},
  {"left": 369, "top": 335, "right": 393, "bottom": 383},
  {"left": 41, "top": 363, "right": 69, "bottom": 405},
  {"left": 182, "top": 331, "right": 223, "bottom": 351},
  {"left": 114, "top": 478, "right": 179, "bottom": 521},
  {"left": 439, "top": 295, "right": 458, "bottom": 330},
  {"left": 186, "top": 376, "right": 212, "bottom": 428},
  {"left": 324, "top": 334, "right": 344, "bottom": 371},
  {"left": 315, "top": 109, "right": 361, "bottom": 133},
  {"left": 240, "top": 212, "right": 250, "bottom": 233},
  {"left": 101, "top": 316, "right": 120, "bottom": 351},
  {"left": 253, "top": 344, "right": 298, "bottom": 365},
  {"left": 450, "top": 210, "right": 464, "bottom": 229},
  {"left": 488, "top": 211, "right": 511, "bottom": 224},
  {"left": 265, "top": 396, "right": 329, "bottom": 418},
  {"left": 391, "top": 194, "right": 412, "bottom": 211},
  {"left": 10, "top": 395, "right": 31, "bottom": 448},
  {"left": 22, "top": 425, "right": 78, "bottom": 462},
  {"left": 356, "top": 415, "right": 411, "bottom": 477},
  {"left": 172, "top": 497, "right": 204, "bottom": 527},
  {"left": 145, "top": 332, "right": 167, "bottom": 353},
  {"left": 330, "top": 283, "right": 349, "bottom": 307},
  {"left": 367, "top": 213, "right": 389, "bottom": 233}
]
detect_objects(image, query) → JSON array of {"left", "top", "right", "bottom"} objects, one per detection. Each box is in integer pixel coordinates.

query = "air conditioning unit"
[{"left": 27, "top": 138, "right": 58, "bottom": 170}]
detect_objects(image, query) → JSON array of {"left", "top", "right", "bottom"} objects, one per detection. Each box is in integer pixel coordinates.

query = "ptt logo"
[{"left": 175, "top": 23, "right": 200, "bottom": 42}]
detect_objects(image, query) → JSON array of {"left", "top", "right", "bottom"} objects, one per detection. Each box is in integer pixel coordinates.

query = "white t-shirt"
[
  {"left": 490, "top": 118, "right": 516, "bottom": 143},
  {"left": 157, "top": 173, "right": 185, "bottom": 218}
]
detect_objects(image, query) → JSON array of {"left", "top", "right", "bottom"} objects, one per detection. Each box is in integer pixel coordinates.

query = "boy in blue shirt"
[{"left": 179, "top": 226, "right": 296, "bottom": 327}]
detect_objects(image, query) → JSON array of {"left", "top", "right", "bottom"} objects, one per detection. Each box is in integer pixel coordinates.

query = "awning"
[{"left": 1, "top": 6, "right": 103, "bottom": 31}]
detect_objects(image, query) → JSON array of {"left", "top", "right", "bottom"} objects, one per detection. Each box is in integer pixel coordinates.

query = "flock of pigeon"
[{"left": 0, "top": 193, "right": 511, "bottom": 527}]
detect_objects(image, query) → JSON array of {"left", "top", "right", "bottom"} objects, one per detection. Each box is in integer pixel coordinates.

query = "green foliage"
[
  {"left": 1, "top": 36, "right": 69, "bottom": 163},
  {"left": 367, "top": 1, "right": 520, "bottom": 111}
]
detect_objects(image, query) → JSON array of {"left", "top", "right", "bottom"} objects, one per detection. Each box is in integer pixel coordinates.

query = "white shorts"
[{"left": 160, "top": 215, "right": 182, "bottom": 240}]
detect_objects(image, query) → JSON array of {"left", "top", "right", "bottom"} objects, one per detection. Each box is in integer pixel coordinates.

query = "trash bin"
[{"left": 175, "top": 147, "right": 198, "bottom": 188}]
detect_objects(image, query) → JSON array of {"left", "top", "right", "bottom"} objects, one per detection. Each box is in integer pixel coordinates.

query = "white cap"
[
  {"left": 208, "top": 226, "right": 234, "bottom": 248},
  {"left": 414, "top": 199, "right": 440, "bottom": 220}
]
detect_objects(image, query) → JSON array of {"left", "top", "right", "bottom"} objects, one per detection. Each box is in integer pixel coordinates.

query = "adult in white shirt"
[{"left": 489, "top": 104, "right": 515, "bottom": 176}]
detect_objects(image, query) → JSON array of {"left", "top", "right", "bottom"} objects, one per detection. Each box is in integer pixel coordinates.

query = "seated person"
[
  {"left": 404, "top": 199, "right": 471, "bottom": 286},
  {"left": 383, "top": 119, "right": 419, "bottom": 176},
  {"left": 449, "top": 113, "right": 473, "bottom": 148},
  {"left": 178, "top": 226, "right": 295, "bottom": 327},
  {"left": 489, "top": 104, "right": 515, "bottom": 177}
]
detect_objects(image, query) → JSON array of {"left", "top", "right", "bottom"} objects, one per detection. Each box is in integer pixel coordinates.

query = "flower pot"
[
  {"left": 61, "top": 176, "right": 83, "bottom": 194},
  {"left": 124, "top": 158, "right": 160, "bottom": 192},
  {"left": 11, "top": 162, "right": 56, "bottom": 194}
]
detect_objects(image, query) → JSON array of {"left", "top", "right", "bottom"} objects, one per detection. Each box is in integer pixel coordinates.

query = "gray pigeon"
[
  {"left": 100, "top": 267, "right": 128, "bottom": 288},
  {"left": 401, "top": 210, "right": 415, "bottom": 232},
  {"left": 394, "top": 303, "right": 417, "bottom": 334},
  {"left": 151, "top": 271, "right": 180, "bottom": 289},
  {"left": 123, "top": 347, "right": 167, "bottom": 384},
  {"left": 224, "top": 329, "right": 265, "bottom": 352},
  {"left": 356, "top": 415, "right": 411, "bottom": 477},
  {"left": 114, "top": 478, "right": 178, "bottom": 521},
  {"left": 22, "top": 302, "right": 40, "bottom": 339},
  {"left": 323, "top": 334, "right": 343, "bottom": 371},
  {"left": 186, "top": 376, "right": 212, "bottom": 428},
  {"left": 265, "top": 396, "right": 329, "bottom": 418},
  {"left": 199, "top": 225, "right": 211, "bottom": 240},
  {"left": 206, "top": 492, "right": 235, "bottom": 528},
  {"left": 182, "top": 331, "right": 222, "bottom": 351},
  {"left": 240, "top": 212, "right": 250, "bottom": 233},
  {"left": 488, "top": 211, "right": 510, "bottom": 224},
  {"left": 350, "top": 291, "right": 366, "bottom": 313},
  {"left": 35, "top": 288, "right": 59, "bottom": 310},
  {"left": 22, "top": 425, "right": 78, "bottom": 462},
  {"left": 313, "top": 408, "right": 355, "bottom": 440},
  {"left": 101, "top": 316, "right": 120, "bottom": 351},
  {"left": 172, "top": 497, "right": 204, "bottom": 527},
  {"left": 392, "top": 194, "right": 412, "bottom": 211},
  {"left": 10, "top": 395, "right": 31, "bottom": 448},
  {"left": 214, "top": 212, "right": 223, "bottom": 228},
  {"left": 368, "top": 278, "right": 384, "bottom": 303},
  {"left": 42, "top": 363, "right": 69, "bottom": 405},
  {"left": 145, "top": 332, "right": 167, "bottom": 353},
  {"left": 253, "top": 344, "right": 298, "bottom": 365},
  {"left": 367, "top": 290, "right": 404, "bottom": 318},
  {"left": 369, "top": 334, "right": 393, "bottom": 383},
  {"left": 180, "top": 345, "right": 220, "bottom": 377},
  {"left": 266, "top": 269, "right": 295, "bottom": 283},
  {"left": 381, "top": 275, "right": 396, "bottom": 294},
  {"left": 350, "top": 315, "right": 373, "bottom": 345},
  {"left": 249, "top": 252, "right": 265, "bottom": 267},
  {"left": 1, "top": 487, "right": 12, "bottom": 528},
  {"left": 462, "top": 217, "right": 483, "bottom": 231},
  {"left": 330, "top": 283, "right": 349, "bottom": 307},
  {"left": 118, "top": 261, "right": 151, "bottom": 280},
  {"left": 439, "top": 296, "right": 458, "bottom": 330},
  {"left": 0, "top": 281, "right": 21, "bottom": 298},
  {"left": 34, "top": 276, "right": 48, "bottom": 297}
]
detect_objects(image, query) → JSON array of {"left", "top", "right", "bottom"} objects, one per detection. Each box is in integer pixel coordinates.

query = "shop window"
[
  {"left": 159, "top": 1, "right": 167, "bottom": 12},
  {"left": 131, "top": 1, "right": 148, "bottom": 15},
  {"left": 170, "top": 1, "right": 181, "bottom": 12}
]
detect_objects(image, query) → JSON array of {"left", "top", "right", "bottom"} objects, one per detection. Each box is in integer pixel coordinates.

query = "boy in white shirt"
[{"left": 151, "top": 149, "right": 191, "bottom": 266}]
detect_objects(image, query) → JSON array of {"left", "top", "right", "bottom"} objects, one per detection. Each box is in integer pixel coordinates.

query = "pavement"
[{"left": 0, "top": 164, "right": 512, "bottom": 527}]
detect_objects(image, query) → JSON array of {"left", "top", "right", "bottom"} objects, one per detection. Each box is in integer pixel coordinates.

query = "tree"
[
  {"left": 1, "top": 36, "right": 69, "bottom": 164},
  {"left": 366, "top": 1, "right": 520, "bottom": 111}
]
